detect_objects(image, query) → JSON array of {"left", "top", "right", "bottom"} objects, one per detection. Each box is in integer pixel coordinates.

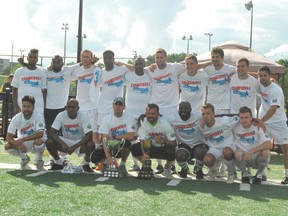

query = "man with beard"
[
  {"left": 12, "top": 48, "right": 47, "bottom": 115},
  {"left": 171, "top": 101, "right": 208, "bottom": 179},
  {"left": 5, "top": 96, "right": 45, "bottom": 170},
  {"left": 131, "top": 103, "right": 177, "bottom": 177}
]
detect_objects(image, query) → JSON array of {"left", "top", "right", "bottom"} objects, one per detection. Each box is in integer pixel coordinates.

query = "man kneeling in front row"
[
  {"left": 45, "top": 99, "right": 95, "bottom": 172},
  {"left": 131, "top": 103, "right": 177, "bottom": 177},
  {"left": 5, "top": 95, "right": 46, "bottom": 170}
]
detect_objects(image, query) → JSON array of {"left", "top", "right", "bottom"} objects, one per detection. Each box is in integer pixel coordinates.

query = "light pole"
[
  {"left": 62, "top": 23, "right": 69, "bottom": 64},
  {"left": 245, "top": 1, "right": 253, "bottom": 49},
  {"left": 182, "top": 35, "right": 193, "bottom": 54},
  {"left": 204, "top": 33, "right": 213, "bottom": 51},
  {"left": 19, "top": 49, "right": 26, "bottom": 56}
]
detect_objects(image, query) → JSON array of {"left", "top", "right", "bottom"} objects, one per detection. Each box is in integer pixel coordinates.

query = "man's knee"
[
  {"left": 204, "top": 153, "right": 216, "bottom": 167},
  {"left": 222, "top": 147, "right": 234, "bottom": 160},
  {"left": 194, "top": 145, "right": 208, "bottom": 160},
  {"left": 176, "top": 148, "right": 190, "bottom": 165},
  {"left": 4, "top": 142, "right": 13, "bottom": 151}
]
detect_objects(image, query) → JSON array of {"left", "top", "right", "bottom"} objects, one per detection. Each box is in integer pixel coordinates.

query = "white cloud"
[{"left": 265, "top": 44, "right": 288, "bottom": 60}]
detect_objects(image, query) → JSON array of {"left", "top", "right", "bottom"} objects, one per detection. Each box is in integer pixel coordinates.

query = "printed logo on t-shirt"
[
  {"left": 231, "top": 86, "right": 251, "bottom": 98},
  {"left": 205, "top": 130, "right": 224, "bottom": 143},
  {"left": 64, "top": 124, "right": 80, "bottom": 135},
  {"left": 48, "top": 76, "right": 65, "bottom": 83},
  {"left": 236, "top": 131, "right": 255, "bottom": 144},
  {"left": 22, "top": 76, "right": 41, "bottom": 87},
  {"left": 261, "top": 92, "right": 269, "bottom": 104},
  {"left": 154, "top": 73, "right": 173, "bottom": 85},
  {"left": 175, "top": 123, "right": 196, "bottom": 135},
  {"left": 110, "top": 124, "right": 127, "bottom": 136},
  {"left": 20, "top": 123, "right": 35, "bottom": 136},
  {"left": 131, "top": 83, "right": 150, "bottom": 94},
  {"left": 181, "top": 81, "right": 201, "bottom": 92},
  {"left": 209, "top": 74, "right": 228, "bottom": 86},
  {"left": 105, "top": 75, "right": 123, "bottom": 87},
  {"left": 78, "top": 73, "right": 93, "bottom": 84}
]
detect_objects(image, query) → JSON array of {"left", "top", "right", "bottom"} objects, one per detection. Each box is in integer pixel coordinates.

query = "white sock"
[{"left": 6, "top": 149, "right": 26, "bottom": 159}]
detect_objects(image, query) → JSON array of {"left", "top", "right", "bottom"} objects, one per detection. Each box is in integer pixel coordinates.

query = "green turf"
[{"left": 1, "top": 140, "right": 288, "bottom": 216}]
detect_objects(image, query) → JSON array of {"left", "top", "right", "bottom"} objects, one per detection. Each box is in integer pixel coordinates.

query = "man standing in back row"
[{"left": 258, "top": 66, "right": 288, "bottom": 184}]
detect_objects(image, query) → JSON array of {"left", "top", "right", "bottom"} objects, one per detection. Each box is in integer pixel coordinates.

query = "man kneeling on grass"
[
  {"left": 233, "top": 106, "right": 272, "bottom": 184},
  {"left": 5, "top": 95, "right": 46, "bottom": 170},
  {"left": 131, "top": 103, "right": 177, "bottom": 177},
  {"left": 45, "top": 99, "right": 95, "bottom": 172}
]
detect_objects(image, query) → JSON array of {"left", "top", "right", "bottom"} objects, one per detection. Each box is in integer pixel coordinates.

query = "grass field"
[{"left": 0, "top": 140, "right": 287, "bottom": 216}]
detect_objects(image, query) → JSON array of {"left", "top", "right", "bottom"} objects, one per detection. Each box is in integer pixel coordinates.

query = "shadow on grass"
[{"left": 6, "top": 169, "right": 287, "bottom": 202}]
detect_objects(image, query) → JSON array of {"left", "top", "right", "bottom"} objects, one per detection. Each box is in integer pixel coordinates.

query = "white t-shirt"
[
  {"left": 124, "top": 69, "right": 152, "bottom": 120},
  {"left": 98, "top": 65, "right": 130, "bottom": 114},
  {"left": 230, "top": 75, "right": 261, "bottom": 116},
  {"left": 98, "top": 112, "right": 135, "bottom": 136},
  {"left": 233, "top": 124, "right": 271, "bottom": 152},
  {"left": 170, "top": 111, "right": 205, "bottom": 147},
  {"left": 147, "top": 63, "right": 185, "bottom": 108},
  {"left": 138, "top": 117, "right": 176, "bottom": 147},
  {"left": 89, "top": 67, "right": 101, "bottom": 109},
  {"left": 259, "top": 82, "right": 287, "bottom": 123},
  {"left": 179, "top": 69, "right": 209, "bottom": 112},
  {"left": 52, "top": 111, "right": 92, "bottom": 140},
  {"left": 11, "top": 67, "right": 47, "bottom": 113},
  {"left": 72, "top": 65, "right": 98, "bottom": 111},
  {"left": 45, "top": 66, "right": 76, "bottom": 109},
  {"left": 204, "top": 64, "right": 236, "bottom": 109},
  {"left": 199, "top": 116, "right": 239, "bottom": 149},
  {"left": 8, "top": 111, "right": 45, "bottom": 138}
]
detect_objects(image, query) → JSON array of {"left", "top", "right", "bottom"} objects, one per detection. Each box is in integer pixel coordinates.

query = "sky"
[{"left": 0, "top": 0, "right": 288, "bottom": 66}]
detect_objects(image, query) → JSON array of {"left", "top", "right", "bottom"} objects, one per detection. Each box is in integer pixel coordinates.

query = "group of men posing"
[{"left": 4, "top": 46, "right": 288, "bottom": 185}]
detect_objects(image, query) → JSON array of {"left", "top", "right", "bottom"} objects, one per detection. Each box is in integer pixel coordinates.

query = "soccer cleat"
[
  {"left": 128, "top": 164, "right": 140, "bottom": 172},
  {"left": 36, "top": 160, "right": 45, "bottom": 170},
  {"left": 261, "top": 175, "right": 267, "bottom": 181},
  {"left": 171, "top": 165, "right": 176, "bottom": 174},
  {"left": 118, "top": 165, "right": 128, "bottom": 177},
  {"left": 241, "top": 176, "right": 250, "bottom": 184},
  {"left": 281, "top": 177, "right": 288, "bottom": 184},
  {"left": 252, "top": 175, "right": 262, "bottom": 185},
  {"left": 226, "top": 174, "right": 234, "bottom": 184},
  {"left": 20, "top": 155, "right": 31, "bottom": 169},
  {"left": 195, "top": 169, "right": 204, "bottom": 180},
  {"left": 163, "top": 168, "right": 172, "bottom": 178},
  {"left": 50, "top": 163, "right": 64, "bottom": 171},
  {"left": 82, "top": 164, "right": 95, "bottom": 173},
  {"left": 178, "top": 167, "right": 189, "bottom": 178},
  {"left": 155, "top": 164, "right": 164, "bottom": 174}
]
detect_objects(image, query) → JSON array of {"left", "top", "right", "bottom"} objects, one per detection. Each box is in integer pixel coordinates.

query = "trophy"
[
  {"left": 102, "top": 137, "right": 125, "bottom": 178},
  {"left": 137, "top": 138, "right": 154, "bottom": 180}
]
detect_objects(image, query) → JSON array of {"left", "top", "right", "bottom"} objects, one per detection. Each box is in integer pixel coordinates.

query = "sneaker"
[
  {"left": 178, "top": 168, "right": 189, "bottom": 178},
  {"left": 281, "top": 177, "right": 288, "bottom": 184},
  {"left": 50, "top": 163, "right": 64, "bottom": 170},
  {"left": 155, "top": 164, "right": 164, "bottom": 174},
  {"left": 119, "top": 165, "right": 128, "bottom": 177},
  {"left": 207, "top": 169, "right": 217, "bottom": 181},
  {"left": 163, "top": 168, "right": 172, "bottom": 178},
  {"left": 83, "top": 164, "right": 95, "bottom": 173},
  {"left": 241, "top": 176, "right": 250, "bottom": 184},
  {"left": 128, "top": 164, "right": 140, "bottom": 172},
  {"left": 36, "top": 160, "right": 44, "bottom": 170},
  {"left": 226, "top": 174, "right": 234, "bottom": 184},
  {"left": 252, "top": 175, "right": 262, "bottom": 185},
  {"left": 195, "top": 169, "right": 204, "bottom": 180},
  {"left": 171, "top": 165, "right": 176, "bottom": 174},
  {"left": 20, "top": 155, "right": 31, "bottom": 169}
]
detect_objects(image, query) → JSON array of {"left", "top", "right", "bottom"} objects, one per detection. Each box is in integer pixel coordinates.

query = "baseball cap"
[
  {"left": 8, "top": 74, "right": 14, "bottom": 78},
  {"left": 113, "top": 97, "right": 125, "bottom": 105}
]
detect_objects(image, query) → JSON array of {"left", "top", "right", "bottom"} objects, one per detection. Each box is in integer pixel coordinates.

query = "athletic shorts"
[
  {"left": 59, "top": 137, "right": 83, "bottom": 156},
  {"left": 177, "top": 143, "right": 208, "bottom": 159},
  {"left": 80, "top": 109, "right": 98, "bottom": 132},
  {"left": 265, "top": 121, "right": 288, "bottom": 145},
  {"left": 207, "top": 145, "right": 237, "bottom": 161}
]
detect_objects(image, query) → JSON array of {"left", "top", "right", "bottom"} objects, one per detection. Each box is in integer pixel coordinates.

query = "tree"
[
  {"left": 277, "top": 59, "right": 288, "bottom": 100},
  {"left": 2, "top": 63, "right": 22, "bottom": 75}
]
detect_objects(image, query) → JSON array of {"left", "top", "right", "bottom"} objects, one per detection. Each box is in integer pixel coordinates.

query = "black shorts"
[
  {"left": 90, "top": 140, "right": 131, "bottom": 163},
  {"left": 44, "top": 108, "right": 65, "bottom": 134},
  {"left": 131, "top": 142, "right": 176, "bottom": 161},
  {"left": 177, "top": 143, "right": 208, "bottom": 159}
]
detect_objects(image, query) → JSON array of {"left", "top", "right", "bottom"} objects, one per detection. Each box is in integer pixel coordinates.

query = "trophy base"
[
  {"left": 102, "top": 166, "right": 122, "bottom": 178},
  {"left": 137, "top": 159, "right": 154, "bottom": 180}
]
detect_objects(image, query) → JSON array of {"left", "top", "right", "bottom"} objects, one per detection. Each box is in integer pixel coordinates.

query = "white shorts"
[
  {"left": 97, "top": 112, "right": 110, "bottom": 127},
  {"left": 207, "top": 145, "right": 237, "bottom": 161},
  {"left": 265, "top": 121, "right": 288, "bottom": 145},
  {"left": 59, "top": 137, "right": 83, "bottom": 156},
  {"left": 159, "top": 106, "right": 178, "bottom": 123},
  {"left": 80, "top": 109, "right": 98, "bottom": 132},
  {"left": 21, "top": 139, "right": 44, "bottom": 153}
]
